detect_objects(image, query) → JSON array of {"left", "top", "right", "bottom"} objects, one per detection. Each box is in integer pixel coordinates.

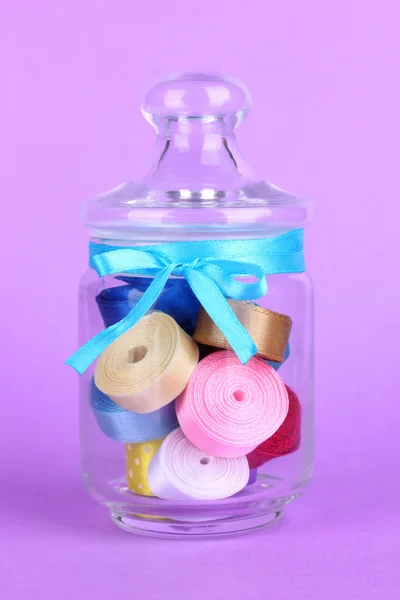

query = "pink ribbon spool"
[
  {"left": 147, "top": 428, "right": 249, "bottom": 500},
  {"left": 176, "top": 350, "right": 289, "bottom": 458}
]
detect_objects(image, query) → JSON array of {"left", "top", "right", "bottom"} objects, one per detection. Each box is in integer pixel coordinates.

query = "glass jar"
[{"left": 67, "top": 73, "right": 314, "bottom": 539}]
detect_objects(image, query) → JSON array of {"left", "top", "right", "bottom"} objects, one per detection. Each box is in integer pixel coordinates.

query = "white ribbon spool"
[{"left": 147, "top": 428, "right": 249, "bottom": 500}]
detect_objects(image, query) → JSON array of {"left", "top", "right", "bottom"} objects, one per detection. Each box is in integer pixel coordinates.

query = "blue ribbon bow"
[{"left": 66, "top": 229, "right": 305, "bottom": 374}]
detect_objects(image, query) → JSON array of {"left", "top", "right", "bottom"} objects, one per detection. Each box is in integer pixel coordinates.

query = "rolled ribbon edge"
[
  {"left": 176, "top": 380, "right": 259, "bottom": 459},
  {"left": 193, "top": 300, "right": 292, "bottom": 363},
  {"left": 147, "top": 429, "right": 250, "bottom": 500},
  {"left": 176, "top": 352, "right": 289, "bottom": 458}
]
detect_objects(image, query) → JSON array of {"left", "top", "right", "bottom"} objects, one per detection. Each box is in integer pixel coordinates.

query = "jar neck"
[{"left": 142, "top": 118, "right": 254, "bottom": 194}]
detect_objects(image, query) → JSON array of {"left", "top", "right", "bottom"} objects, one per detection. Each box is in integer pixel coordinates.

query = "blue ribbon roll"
[
  {"left": 89, "top": 379, "right": 179, "bottom": 443},
  {"left": 96, "top": 277, "right": 200, "bottom": 334}
]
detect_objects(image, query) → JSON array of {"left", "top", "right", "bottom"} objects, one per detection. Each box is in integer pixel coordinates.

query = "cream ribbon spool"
[{"left": 94, "top": 311, "right": 199, "bottom": 413}]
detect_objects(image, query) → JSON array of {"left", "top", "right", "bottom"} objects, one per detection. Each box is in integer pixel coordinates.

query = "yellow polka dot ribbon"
[{"left": 126, "top": 437, "right": 166, "bottom": 496}]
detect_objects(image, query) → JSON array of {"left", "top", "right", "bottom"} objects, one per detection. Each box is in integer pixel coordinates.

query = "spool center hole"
[
  {"left": 200, "top": 457, "right": 210, "bottom": 465},
  {"left": 128, "top": 346, "right": 148, "bottom": 364},
  {"left": 233, "top": 390, "right": 244, "bottom": 402}
]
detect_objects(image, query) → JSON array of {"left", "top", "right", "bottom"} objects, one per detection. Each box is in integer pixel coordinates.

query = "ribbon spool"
[
  {"left": 147, "top": 428, "right": 249, "bottom": 500},
  {"left": 96, "top": 277, "right": 200, "bottom": 334},
  {"left": 126, "top": 438, "right": 166, "bottom": 496},
  {"left": 247, "top": 385, "right": 301, "bottom": 468},
  {"left": 89, "top": 379, "right": 178, "bottom": 442},
  {"left": 176, "top": 350, "right": 289, "bottom": 458},
  {"left": 200, "top": 341, "right": 291, "bottom": 369},
  {"left": 94, "top": 311, "right": 199, "bottom": 413},
  {"left": 267, "top": 343, "right": 290, "bottom": 371},
  {"left": 193, "top": 300, "right": 292, "bottom": 363}
]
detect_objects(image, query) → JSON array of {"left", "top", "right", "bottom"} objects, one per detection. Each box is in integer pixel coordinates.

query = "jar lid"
[{"left": 84, "top": 73, "right": 309, "bottom": 241}]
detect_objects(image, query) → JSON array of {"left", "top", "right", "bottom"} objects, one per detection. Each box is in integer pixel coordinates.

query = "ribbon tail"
[
  {"left": 185, "top": 269, "right": 258, "bottom": 364},
  {"left": 66, "top": 265, "right": 174, "bottom": 374}
]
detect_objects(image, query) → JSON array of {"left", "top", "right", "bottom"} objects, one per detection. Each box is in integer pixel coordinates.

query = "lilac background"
[{"left": 1, "top": 1, "right": 399, "bottom": 598}]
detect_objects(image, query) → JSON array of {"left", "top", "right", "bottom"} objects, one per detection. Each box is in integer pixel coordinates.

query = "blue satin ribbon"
[
  {"left": 96, "top": 277, "right": 200, "bottom": 334},
  {"left": 90, "top": 379, "right": 179, "bottom": 443},
  {"left": 66, "top": 230, "right": 305, "bottom": 374}
]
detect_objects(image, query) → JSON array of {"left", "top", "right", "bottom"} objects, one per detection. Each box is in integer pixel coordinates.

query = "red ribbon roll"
[
  {"left": 176, "top": 350, "right": 289, "bottom": 458},
  {"left": 246, "top": 385, "right": 301, "bottom": 468}
]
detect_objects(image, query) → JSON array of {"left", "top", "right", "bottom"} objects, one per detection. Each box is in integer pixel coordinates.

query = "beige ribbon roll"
[
  {"left": 94, "top": 311, "right": 199, "bottom": 413},
  {"left": 193, "top": 300, "right": 292, "bottom": 363}
]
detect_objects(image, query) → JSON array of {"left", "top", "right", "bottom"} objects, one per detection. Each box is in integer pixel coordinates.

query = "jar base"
[{"left": 110, "top": 507, "right": 284, "bottom": 539}]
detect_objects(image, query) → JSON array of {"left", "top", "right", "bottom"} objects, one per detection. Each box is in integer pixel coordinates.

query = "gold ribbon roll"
[
  {"left": 193, "top": 300, "right": 292, "bottom": 363},
  {"left": 126, "top": 438, "right": 165, "bottom": 496},
  {"left": 94, "top": 311, "right": 199, "bottom": 413}
]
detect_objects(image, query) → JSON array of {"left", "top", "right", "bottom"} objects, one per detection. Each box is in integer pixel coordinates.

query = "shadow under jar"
[{"left": 68, "top": 72, "right": 314, "bottom": 539}]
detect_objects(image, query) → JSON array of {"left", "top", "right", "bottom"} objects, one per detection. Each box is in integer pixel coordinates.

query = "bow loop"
[
  {"left": 199, "top": 258, "right": 268, "bottom": 300},
  {"left": 91, "top": 248, "right": 170, "bottom": 277}
]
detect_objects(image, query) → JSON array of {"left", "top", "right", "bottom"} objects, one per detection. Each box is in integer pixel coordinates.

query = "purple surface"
[{"left": 1, "top": 1, "right": 399, "bottom": 598}]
